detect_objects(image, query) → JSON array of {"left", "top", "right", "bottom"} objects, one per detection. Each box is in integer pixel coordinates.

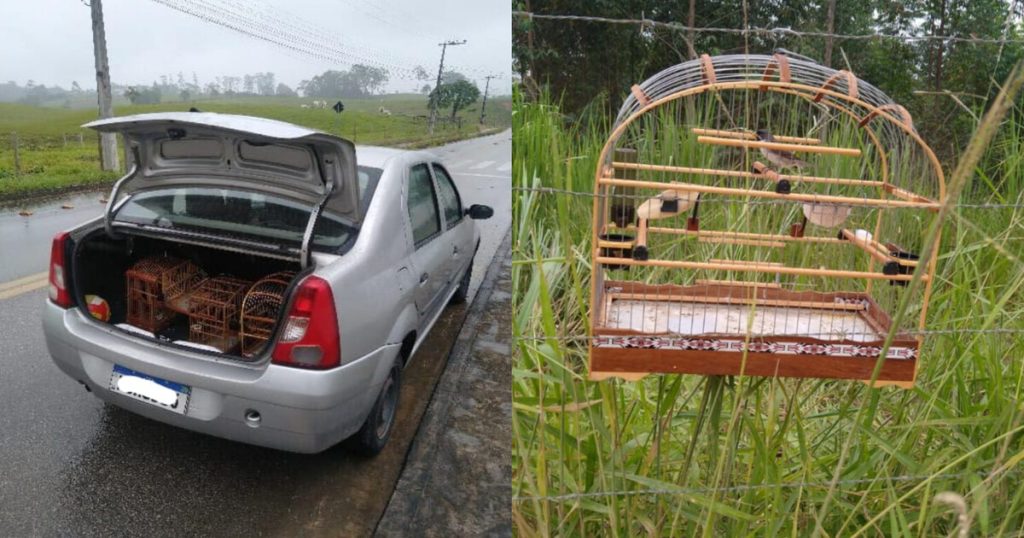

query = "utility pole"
[
  {"left": 428, "top": 39, "right": 466, "bottom": 134},
  {"left": 90, "top": 0, "right": 119, "bottom": 171},
  {"left": 479, "top": 75, "right": 496, "bottom": 125}
]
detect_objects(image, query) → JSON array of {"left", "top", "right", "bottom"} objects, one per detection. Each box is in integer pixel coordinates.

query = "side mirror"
[{"left": 466, "top": 204, "right": 493, "bottom": 220}]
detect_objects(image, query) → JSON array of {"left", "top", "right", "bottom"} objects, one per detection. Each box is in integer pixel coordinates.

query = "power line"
[
  {"left": 512, "top": 11, "right": 1024, "bottom": 45},
  {"left": 155, "top": 0, "right": 503, "bottom": 83},
  {"left": 151, "top": 0, "right": 426, "bottom": 79}
]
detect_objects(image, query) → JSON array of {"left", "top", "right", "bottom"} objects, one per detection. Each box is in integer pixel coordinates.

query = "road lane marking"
[
  {"left": 0, "top": 271, "right": 49, "bottom": 300},
  {"left": 497, "top": 161, "right": 512, "bottom": 172},
  {"left": 471, "top": 160, "right": 495, "bottom": 170},
  {"left": 449, "top": 160, "right": 473, "bottom": 169}
]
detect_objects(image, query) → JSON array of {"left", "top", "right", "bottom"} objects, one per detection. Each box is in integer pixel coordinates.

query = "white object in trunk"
[
  {"left": 174, "top": 340, "right": 224, "bottom": 354},
  {"left": 116, "top": 323, "right": 155, "bottom": 338}
]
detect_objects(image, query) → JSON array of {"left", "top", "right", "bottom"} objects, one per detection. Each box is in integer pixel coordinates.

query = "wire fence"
[
  {"left": 512, "top": 11, "right": 1024, "bottom": 46},
  {"left": 513, "top": 186, "right": 1024, "bottom": 209},
  {"left": 512, "top": 470, "right": 1013, "bottom": 502}
]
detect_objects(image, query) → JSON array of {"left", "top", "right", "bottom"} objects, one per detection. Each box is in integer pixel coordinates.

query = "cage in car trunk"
[
  {"left": 184, "top": 277, "right": 252, "bottom": 352},
  {"left": 125, "top": 256, "right": 205, "bottom": 332},
  {"left": 240, "top": 272, "right": 297, "bottom": 357}
]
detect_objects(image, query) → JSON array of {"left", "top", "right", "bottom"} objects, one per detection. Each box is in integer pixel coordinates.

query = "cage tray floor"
[{"left": 606, "top": 299, "right": 880, "bottom": 342}]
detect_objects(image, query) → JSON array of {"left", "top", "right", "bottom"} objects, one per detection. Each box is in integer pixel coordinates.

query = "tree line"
[{"left": 4, "top": 63, "right": 486, "bottom": 122}]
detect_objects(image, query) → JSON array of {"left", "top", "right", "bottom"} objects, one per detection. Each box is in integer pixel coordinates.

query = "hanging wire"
[
  {"left": 512, "top": 186, "right": 1024, "bottom": 209},
  {"left": 512, "top": 470, "right": 1018, "bottom": 502},
  {"left": 512, "top": 11, "right": 1024, "bottom": 46}
]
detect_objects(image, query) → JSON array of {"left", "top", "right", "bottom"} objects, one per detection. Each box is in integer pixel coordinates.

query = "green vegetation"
[
  {"left": 0, "top": 94, "right": 511, "bottom": 200},
  {"left": 513, "top": 0, "right": 1024, "bottom": 161},
  {"left": 511, "top": 82, "right": 1024, "bottom": 536}
]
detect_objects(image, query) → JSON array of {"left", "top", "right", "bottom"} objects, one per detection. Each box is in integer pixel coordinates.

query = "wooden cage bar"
[
  {"left": 600, "top": 177, "right": 941, "bottom": 210},
  {"left": 594, "top": 256, "right": 927, "bottom": 281},
  {"left": 690, "top": 128, "right": 821, "bottom": 145},
  {"left": 695, "top": 135, "right": 863, "bottom": 157},
  {"left": 813, "top": 69, "right": 859, "bottom": 102},
  {"left": 758, "top": 53, "right": 791, "bottom": 91},
  {"left": 695, "top": 278, "right": 782, "bottom": 288},
  {"left": 884, "top": 184, "right": 938, "bottom": 205},
  {"left": 607, "top": 292, "right": 868, "bottom": 311},
  {"left": 613, "top": 160, "right": 880, "bottom": 187}
]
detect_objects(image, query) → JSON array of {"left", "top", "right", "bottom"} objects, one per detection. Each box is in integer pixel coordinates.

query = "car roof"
[{"left": 354, "top": 145, "right": 440, "bottom": 170}]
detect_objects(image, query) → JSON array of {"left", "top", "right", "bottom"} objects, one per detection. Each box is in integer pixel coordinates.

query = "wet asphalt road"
[{"left": 0, "top": 131, "right": 510, "bottom": 536}]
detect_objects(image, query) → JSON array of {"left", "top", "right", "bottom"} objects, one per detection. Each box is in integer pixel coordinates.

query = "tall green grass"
[
  {"left": 0, "top": 95, "right": 512, "bottom": 198},
  {"left": 512, "top": 83, "right": 1024, "bottom": 536}
]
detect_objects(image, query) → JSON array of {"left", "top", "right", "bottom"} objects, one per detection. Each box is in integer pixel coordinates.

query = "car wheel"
[
  {"left": 450, "top": 260, "right": 472, "bottom": 304},
  {"left": 347, "top": 362, "right": 401, "bottom": 456}
]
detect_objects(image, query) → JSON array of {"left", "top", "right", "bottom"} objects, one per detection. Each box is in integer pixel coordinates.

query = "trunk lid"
[{"left": 86, "top": 112, "right": 360, "bottom": 266}]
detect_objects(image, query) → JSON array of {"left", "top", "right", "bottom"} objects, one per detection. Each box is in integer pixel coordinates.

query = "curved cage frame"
[
  {"left": 239, "top": 271, "right": 297, "bottom": 357},
  {"left": 589, "top": 54, "right": 947, "bottom": 387}
]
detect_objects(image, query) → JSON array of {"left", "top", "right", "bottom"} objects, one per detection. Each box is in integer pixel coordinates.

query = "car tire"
[
  {"left": 450, "top": 261, "right": 472, "bottom": 304},
  {"left": 347, "top": 362, "right": 401, "bottom": 456}
]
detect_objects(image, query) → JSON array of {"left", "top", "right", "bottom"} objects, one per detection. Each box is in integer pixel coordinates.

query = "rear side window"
[
  {"left": 432, "top": 164, "right": 463, "bottom": 229},
  {"left": 407, "top": 164, "right": 440, "bottom": 247}
]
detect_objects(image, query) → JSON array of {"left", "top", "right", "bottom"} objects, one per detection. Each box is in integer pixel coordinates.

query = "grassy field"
[
  {"left": 0, "top": 94, "right": 511, "bottom": 200},
  {"left": 511, "top": 85, "right": 1024, "bottom": 536}
]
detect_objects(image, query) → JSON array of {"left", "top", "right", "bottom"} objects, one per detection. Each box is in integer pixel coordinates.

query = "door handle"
[
  {"left": 419, "top": 273, "right": 429, "bottom": 284},
  {"left": 453, "top": 245, "right": 460, "bottom": 255}
]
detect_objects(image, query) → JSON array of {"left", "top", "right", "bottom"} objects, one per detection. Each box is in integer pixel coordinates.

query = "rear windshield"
[{"left": 115, "top": 166, "right": 383, "bottom": 252}]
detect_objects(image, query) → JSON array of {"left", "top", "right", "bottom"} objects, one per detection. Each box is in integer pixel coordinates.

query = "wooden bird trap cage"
[
  {"left": 125, "top": 256, "right": 205, "bottom": 333},
  {"left": 186, "top": 276, "right": 252, "bottom": 352},
  {"left": 589, "top": 54, "right": 946, "bottom": 387},
  {"left": 240, "top": 271, "right": 296, "bottom": 357}
]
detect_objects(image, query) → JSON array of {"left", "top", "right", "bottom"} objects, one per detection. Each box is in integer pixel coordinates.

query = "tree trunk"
[
  {"left": 824, "top": 0, "right": 836, "bottom": 67},
  {"left": 687, "top": 0, "right": 696, "bottom": 59},
  {"left": 933, "top": 0, "right": 948, "bottom": 91}
]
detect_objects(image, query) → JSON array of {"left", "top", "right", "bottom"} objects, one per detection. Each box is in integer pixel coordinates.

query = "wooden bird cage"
[
  {"left": 589, "top": 54, "right": 946, "bottom": 388},
  {"left": 187, "top": 276, "right": 252, "bottom": 352},
  {"left": 239, "top": 271, "right": 296, "bottom": 357},
  {"left": 125, "top": 256, "right": 205, "bottom": 333}
]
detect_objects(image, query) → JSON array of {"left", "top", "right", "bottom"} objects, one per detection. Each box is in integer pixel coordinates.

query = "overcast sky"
[{"left": 0, "top": 0, "right": 511, "bottom": 94}]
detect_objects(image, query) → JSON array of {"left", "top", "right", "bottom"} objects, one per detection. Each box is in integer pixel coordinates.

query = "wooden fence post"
[{"left": 11, "top": 132, "right": 20, "bottom": 179}]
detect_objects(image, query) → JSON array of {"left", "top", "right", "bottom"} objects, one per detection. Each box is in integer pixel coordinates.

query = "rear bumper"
[{"left": 43, "top": 301, "right": 399, "bottom": 453}]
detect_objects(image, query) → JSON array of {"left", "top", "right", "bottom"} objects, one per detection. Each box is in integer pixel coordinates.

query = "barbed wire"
[
  {"left": 512, "top": 470, "right": 1014, "bottom": 502},
  {"left": 512, "top": 11, "right": 1024, "bottom": 46},
  {"left": 513, "top": 186, "right": 1024, "bottom": 209}
]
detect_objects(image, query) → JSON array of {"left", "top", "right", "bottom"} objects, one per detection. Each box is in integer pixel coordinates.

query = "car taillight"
[
  {"left": 49, "top": 232, "right": 72, "bottom": 308},
  {"left": 272, "top": 276, "right": 340, "bottom": 369}
]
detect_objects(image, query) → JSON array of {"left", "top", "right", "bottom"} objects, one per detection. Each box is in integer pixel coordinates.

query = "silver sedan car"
[{"left": 42, "top": 112, "right": 492, "bottom": 454}]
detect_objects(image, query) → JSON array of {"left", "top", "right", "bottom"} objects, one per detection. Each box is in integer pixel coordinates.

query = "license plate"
[{"left": 110, "top": 364, "right": 191, "bottom": 415}]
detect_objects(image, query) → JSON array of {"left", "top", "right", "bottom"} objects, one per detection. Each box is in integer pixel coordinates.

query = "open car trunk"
[{"left": 73, "top": 229, "right": 305, "bottom": 360}]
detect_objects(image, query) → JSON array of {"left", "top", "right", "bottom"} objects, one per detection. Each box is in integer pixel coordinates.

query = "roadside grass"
[
  {"left": 512, "top": 84, "right": 1024, "bottom": 536},
  {"left": 0, "top": 94, "right": 512, "bottom": 199}
]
